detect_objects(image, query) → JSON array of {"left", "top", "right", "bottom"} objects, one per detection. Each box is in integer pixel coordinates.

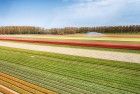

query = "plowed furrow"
[
  {"left": 0, "top": 85, "right": 19, "bottom": 94},
  {"left": 0, "top": 78, "right": 32, "bottom": 94},
  {"left": 0, "top": 72, "right": 56, "bottom": 94}
]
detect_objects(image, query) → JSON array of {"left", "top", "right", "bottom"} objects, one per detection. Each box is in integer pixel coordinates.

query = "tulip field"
[
  {"left": 0, "top": 1, "right": 140, "bottom": 93},
  {"left": 0, "top": 34, "right": 140, "bottom": 94},
  {"left": 0, "top": 46, "right": 140, "bottom": 94},
  {"left": 0, "top": 34, "right": 140, "bottom": 50}
]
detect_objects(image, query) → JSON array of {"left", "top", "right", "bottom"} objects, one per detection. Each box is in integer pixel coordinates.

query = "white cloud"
[
  {"left": 50, "top": 0, "right": 128, "bottom": 27},
  {"left": 1, "top": 0, "right": 139, "bottom": 28}
]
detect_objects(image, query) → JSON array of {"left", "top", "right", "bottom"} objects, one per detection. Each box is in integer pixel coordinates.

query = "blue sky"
[{"left": 0, "top": 0, "right": 140, "bottom": 28}]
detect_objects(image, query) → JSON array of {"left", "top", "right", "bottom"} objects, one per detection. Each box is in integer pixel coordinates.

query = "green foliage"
[
  {"left": 47, "top": 25, "right": 140, "bottom": 34},
  {"left": 0, "top": 26, "right": 45, "bottom": 34},
  {"left": 0, "top": 47, "right": 140, "bottom": 94},
  {"left": 0, "top": 25, "right": 140, "bottom": 35}
]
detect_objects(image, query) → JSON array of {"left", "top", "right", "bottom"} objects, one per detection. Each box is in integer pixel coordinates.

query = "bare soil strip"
[
  {"left": 0, "top": 72, "right": 56, "bottom": 94},
  {"left": 0, "top": 41, "right": 140, "bottom": 63},
  {"left": 0, "top": 85, "right": 19, "bottom": 94}
]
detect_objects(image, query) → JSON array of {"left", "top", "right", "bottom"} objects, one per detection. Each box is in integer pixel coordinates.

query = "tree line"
[
  {"left": 0, "top": 25, "right": 140, "bottom": 34},
  {"left": 47, "top": 25, "right": 140, "bottom": 34},
  {"left": 0, "top": 26, "right": 45, "bottom": 34}
]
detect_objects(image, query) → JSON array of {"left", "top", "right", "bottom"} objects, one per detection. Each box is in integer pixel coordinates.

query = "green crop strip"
[{"left": 0, "top": 46, "right": 140, "bottom": 94}]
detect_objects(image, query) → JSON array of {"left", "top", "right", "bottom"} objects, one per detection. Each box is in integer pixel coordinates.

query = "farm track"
[
  {"left": 0, "top": 72, "right": 56, "bottom": 94},
  {"left": 0, "top": 41, "right": 140, "bottom": 63},
  {"left": 0, "top": 37, "right": 140, "bottom": 50},
  {"left": 104, "top": 35, "right": 140, "bottom": 38}
]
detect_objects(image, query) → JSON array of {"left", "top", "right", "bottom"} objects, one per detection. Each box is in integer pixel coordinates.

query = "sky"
[{"left": 0, "top": 0, "right": 140, "bottom": 28}]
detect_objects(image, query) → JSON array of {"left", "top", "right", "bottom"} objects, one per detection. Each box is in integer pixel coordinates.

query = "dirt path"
[{"left": 0, "top": 41, "right": 140, "bottom": 63}]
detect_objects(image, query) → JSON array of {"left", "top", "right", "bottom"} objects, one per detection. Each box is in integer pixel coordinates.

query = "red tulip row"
[{"left": 0, "top": 37, "right": 140, "bottom": 50}]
